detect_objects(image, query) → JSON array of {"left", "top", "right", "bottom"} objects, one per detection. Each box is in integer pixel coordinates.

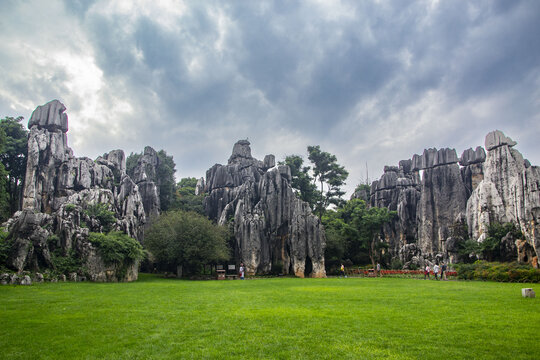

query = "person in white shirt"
[{"left": 433, "top": 264, "right": 440, "bottom": 280}]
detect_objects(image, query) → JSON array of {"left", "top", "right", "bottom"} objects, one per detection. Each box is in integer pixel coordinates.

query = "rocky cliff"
[
  {"left": 204, "top": 140, "right": 326, "bottom": 277},
  {"left": 369, "top": 130, "right": 538, "bottom": 268},
  {"left": 4, "top": 100, "right": 146, "bottom": 281}
]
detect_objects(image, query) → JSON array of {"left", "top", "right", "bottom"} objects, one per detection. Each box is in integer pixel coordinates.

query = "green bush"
[
  {"left": 89, "top": 232, "right": 144, "bottom": 267},
  {"left": 50, "top": 248, "right": 81, "bottom": 275},
  {"left": 454, "top": 261, "right": 539, "bottom": 282},
  {"left": 0, "top": 227, "right": 12, "bottom": 268},
  {"left": 84, "top": 203, "right": 117, "bottom": 233}
]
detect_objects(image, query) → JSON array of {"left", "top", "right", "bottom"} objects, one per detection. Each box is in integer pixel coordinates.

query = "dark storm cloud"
[{"left": 1, "top": 0, "right": 539, "bottom": 195}]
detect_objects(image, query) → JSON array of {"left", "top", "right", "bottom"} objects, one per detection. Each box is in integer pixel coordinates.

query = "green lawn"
[{"left": 1, "top": 275, "right": 538, "bottom": 359}]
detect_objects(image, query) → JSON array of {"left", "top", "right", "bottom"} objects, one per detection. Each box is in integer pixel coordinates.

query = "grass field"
[{"left": 1, "top": 274, "right": 539, "bottom": 359}]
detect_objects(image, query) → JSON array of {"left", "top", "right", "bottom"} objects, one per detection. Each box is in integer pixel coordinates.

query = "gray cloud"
[{"left": 1, "top": 0, "right": 539, "bottom": 196}]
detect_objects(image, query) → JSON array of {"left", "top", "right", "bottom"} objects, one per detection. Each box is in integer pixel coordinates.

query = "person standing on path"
[
  {"left": 376, "top": 263, "right": 381, "bottom": 277},
  {"left": 424, "top": 264, "right": 430, "bottom": 280},
  {"left": 441, "top": 263, "right": 447, "bottom": 281},
  {"left": 239, "top": 263, "right": 245, "bottom": 280},
  {"left": 340, "top": 264, "right": 345, "bottom": 277},
  {"left": 433, "top": 264, "right": 440, "bottom": 280}
]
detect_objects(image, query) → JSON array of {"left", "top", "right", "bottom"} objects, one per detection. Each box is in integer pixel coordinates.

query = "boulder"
[{"left": 521, "top": 288, "right": 535, "bottom": 298}]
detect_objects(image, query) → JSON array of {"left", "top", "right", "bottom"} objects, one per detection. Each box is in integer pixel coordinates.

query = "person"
[
  {"left": 433, "top": 264, "right": 440, "bottom": 280},
  {"left": 376, "top": 263, "right": 381, "bottom": 277},
  {"left": 340, "top": 264, "right": 345, "bottom": 277},
  {"left": 424, "top": 264, "right": 430, "bottom": 280},
  {"left": 441, "top": 263, "right": 447, "bottom": 281},
  {"left": 239, "top": 263, "right": 245, "bottom": 280}
]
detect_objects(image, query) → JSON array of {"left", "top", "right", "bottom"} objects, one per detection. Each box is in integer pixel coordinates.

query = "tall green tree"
[
  {"left": 0, "top": 116, "right": 28, "bottom": 217},
  {"left": 171, "top": 177, "right": 205, "bottom": 215},
  {"left": 145, "top": 210, "right": 230, "bottom": 276},
  {"left": 307, "top": 145, "right": 349, "bottom": 216},
  {"left": 323, "top": 199, "right": 395, "bottom": 269},
  {"left": 279, "top": 155, "right": 320, "bottom": 209}
]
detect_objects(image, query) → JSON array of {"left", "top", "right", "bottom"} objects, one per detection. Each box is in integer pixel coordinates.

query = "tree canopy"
[
  {"left": 307, "top": 145, "right": 349, "bottom": 216},
  {"left": 144, "top": 210, "right": 230, "bottom": 275},
  {"left": 0, "top": 116, "right": 28, "bottom": 218},
  {"left": 170, "top": 177, "right": 205, "bottom": 215},
  {"left": 323, "top": 199, "right": 395, "bottom": 268},
  {"left": 279, "top": 155, "right": 320, "bottom": 209}
]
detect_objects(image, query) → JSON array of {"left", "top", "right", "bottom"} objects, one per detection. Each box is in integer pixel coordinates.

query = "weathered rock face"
[
  {"left": 204, "top": 140, "right": 326, "bottom": 277},
  {"left": 130, "top": 146, "right": 161, "bottom": 220},
  {"left": 371, "top": 130, "right": 538, "bottom": 267},
  {"left": 416, "top": 148, "right": 468, "bottom": 258},
  {"left": 4, "top": 100, "right": 146, "bottom": 281},
  {"left": 460, "top": 147, "right": 486, "bottom": 197},
  {"left": 369, "top": 161, "right": 421, "bottom": 258},
  {"left": 467, "top": 130, "right": 540, "bottom": 264}
]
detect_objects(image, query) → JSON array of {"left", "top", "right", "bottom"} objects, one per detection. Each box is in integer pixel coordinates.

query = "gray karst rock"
[
  {"left": 467, "top": 130, "right": 540, "bottom": 264},
  {"left": 416, "top": 148, "right": 468, "bottom": 258},
  {"left": 130, "top": 146, "right": 161, "bottom": 219},
  {"left": 370, "top": 159, "right": 421, "bottom": 258},
  {"left": 4, "top": 100, "right": 146, "bottom": 281},
  {"left": 370, "top": 130, "right": 538, "bottom": 267},
  {"left": 460, "top": 147, "right": 486, "bottom": 197},
  {"left": 204, "top": 140, "right": 326, "bottom": 278},
  {"left": 195, "top": 177, "right": 205, "bottom": 196}
]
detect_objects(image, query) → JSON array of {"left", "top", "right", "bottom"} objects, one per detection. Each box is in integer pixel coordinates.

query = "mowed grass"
[{"left": 1, "top": 275, "right": 539, "bottom": 360}]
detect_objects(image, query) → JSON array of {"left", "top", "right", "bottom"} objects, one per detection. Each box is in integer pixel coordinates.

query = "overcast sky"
[{"left": 1, "top": 0, "right": 539, "bottom": 196}]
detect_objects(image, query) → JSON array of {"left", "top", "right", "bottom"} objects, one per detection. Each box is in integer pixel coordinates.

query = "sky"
[{"left": 1, "top": 0, "right": 539, "bottom": 196}]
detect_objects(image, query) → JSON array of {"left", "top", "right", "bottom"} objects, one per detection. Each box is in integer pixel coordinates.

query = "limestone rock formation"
[
  {"left": 416, "top": 148, "right": 468, "bottom": 257},
  {"left": 130, "top": 146, "right": 161, "bottom": 219},
  {"left": 467, "top": 130, "right": 540, "bottom": 264},
  {"left": 460, "top": 147, "right": 486, "bottom": 197},
  {"left": 204, "top": 140, "right": 326, "bottom": 277},
  {"left": 4, "top": 100, "right": 146, "bottom": 281},
  {"left": 371, "top": 130, "right": 538, "bottom": 267},
  {"left": 370, "top": 162, "right": 421, "bottom": 258}
]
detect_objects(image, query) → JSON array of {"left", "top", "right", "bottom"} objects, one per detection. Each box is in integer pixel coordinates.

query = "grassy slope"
[{"left": 0, "top": 275, "right": 538, "bottom": 359}]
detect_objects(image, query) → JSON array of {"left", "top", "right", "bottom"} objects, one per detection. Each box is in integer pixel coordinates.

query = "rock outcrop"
[
  {"left": 130, "top": 146, "right": 161, "bottom": 220},
  {"left": 4, "top": 100, "right": 146, "bottom": 281},
  {"left": 370, "top": 130, "right": 539, "bottom": 267},
  {"left": 369, "top": 161, "right": 421, "bottom": 258},
  {"left": 204, "top": 140, "right": 326, "bottom": 277},
  {"left": 416, "top": 148, "right": 468, "bottom": 258},
  {"left": 467, "top": 130, "right": 540, "bottom": 264}
]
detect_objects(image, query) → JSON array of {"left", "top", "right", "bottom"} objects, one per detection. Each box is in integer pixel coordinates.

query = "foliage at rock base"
[{"left": 454, "top": 261, "right": 540, "bottom": 282}]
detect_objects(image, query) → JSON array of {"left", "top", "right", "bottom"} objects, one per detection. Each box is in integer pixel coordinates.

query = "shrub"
[
  {"left": 454, "top": 261, "right": 539, "bottom": 283},
  {"left": 50, "top": 248, "right": 81, "bottom": 275},
  {"left": 89, "top": 232, "right": 144, "bottom": 267},
  {"left": 84, "top": 203, "right": 117, "bottom": 233},
  {"left": 0, "top": 227, "right": 12, "bottom": 268}
]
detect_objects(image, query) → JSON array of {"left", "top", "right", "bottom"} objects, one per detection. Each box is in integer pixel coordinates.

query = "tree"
[
  {"left": 170, "top": 177, "right": 205, "bottom": 215},
  {"left": 322, "top": 199, "right": 395, "bottom": 269},
  {"left": 144, "top": 210, "right": 230, "bottom": 276},
  {"left": 0, "top": 128, "right": 10, "bottom": 221},
  {"left": 0, "top": 116, "right": 28, "bottom": 216},
  {"left": 279, "top": 155, "right": 320, "bottom": 209},
  {"left": 307, "top": 145, "right": 349, "bottom": 216}
]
